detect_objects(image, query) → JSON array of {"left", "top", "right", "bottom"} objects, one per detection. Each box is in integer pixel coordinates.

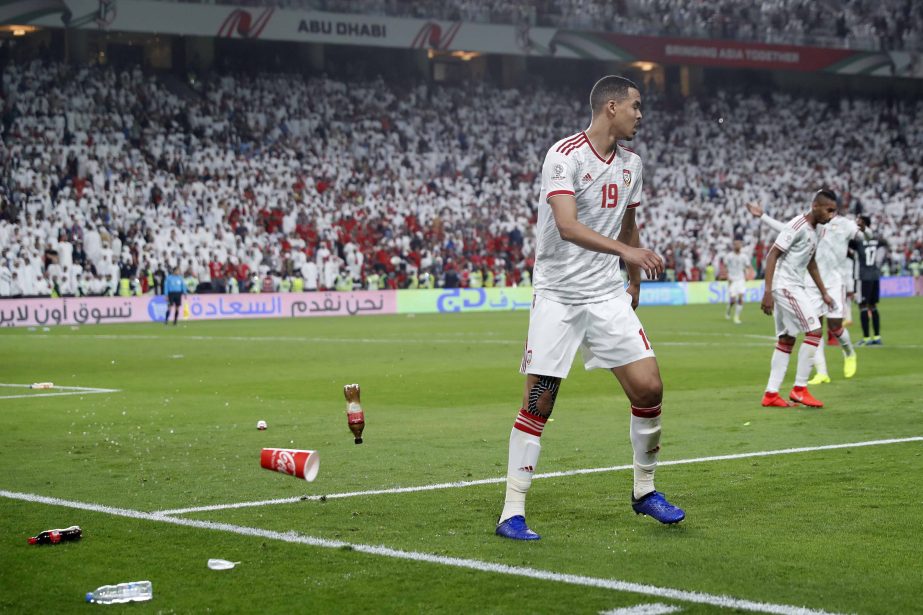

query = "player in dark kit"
[{"left": 852, "top": 216, "right": 886, "bottom": 345}]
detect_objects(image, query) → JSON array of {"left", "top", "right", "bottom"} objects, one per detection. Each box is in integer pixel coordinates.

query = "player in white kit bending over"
[
  {"left": 747, "top": 199, "right": 858, "bottom": 382},
  {"left": 759, "top": 190, "right": 837, "bottom": 409},
  {"left": 725, "top": 239, "right": 752, "bottom": 324},
  {"left": 495, "top": 76, "right": 684, "bottom": 542}
]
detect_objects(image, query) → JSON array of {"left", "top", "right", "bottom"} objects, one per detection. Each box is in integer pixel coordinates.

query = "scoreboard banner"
[{"left": 13, "top": 0, "right": 923, "bottom": 79}]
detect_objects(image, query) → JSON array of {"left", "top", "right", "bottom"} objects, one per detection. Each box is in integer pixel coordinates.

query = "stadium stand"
[
  {"left": 1, "top": 60, "right": 921, "bottom": 297},
  {"left": 160, "top": 0, "right": 923, "bottom": 52}
]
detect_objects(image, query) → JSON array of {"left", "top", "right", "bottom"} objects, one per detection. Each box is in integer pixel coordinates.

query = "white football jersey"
[
  {"left": 725, "top": 251, "right": 750, "bottom": 282},
  {"left": 811, "top": 215, "right": 859, "bottom": 287},
  {"left": 533, "top": 132, "right": 643, "bottom": 304},
  {"left": 772, "top": 213, "right": 825, "bottom": 291}
]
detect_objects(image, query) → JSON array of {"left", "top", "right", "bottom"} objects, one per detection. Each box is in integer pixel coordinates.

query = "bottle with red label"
[
  {"left": 28, "top": 525, "right": 82, "bottom": 545},
  {"left": 343, "top": 383, "right": 365, "bottom": 444}
]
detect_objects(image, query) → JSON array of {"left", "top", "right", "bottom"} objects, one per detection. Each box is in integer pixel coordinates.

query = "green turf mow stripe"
[
  {"left": 152, "top": 436, "right": 923, "bottom": 516},
  {"left": 0, "top": 489, "right": 844, "bottom": 615}
]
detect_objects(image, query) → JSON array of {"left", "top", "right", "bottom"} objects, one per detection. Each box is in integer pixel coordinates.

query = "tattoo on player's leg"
[{"left": 527, "top": 376, "right": 560, "bottom": 418}]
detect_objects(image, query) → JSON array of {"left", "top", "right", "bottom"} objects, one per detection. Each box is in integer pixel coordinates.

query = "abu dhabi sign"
[{"left": 11, "top": 0, "right": 923, "bottom": 78}]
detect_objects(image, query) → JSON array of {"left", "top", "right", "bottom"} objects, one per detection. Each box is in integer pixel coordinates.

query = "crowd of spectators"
[
  {"left": 168, "top": 0, "right": 923, "bottom": 53},
  {"left": 1, "top": 60, "right": 922, "bottom": 299}
]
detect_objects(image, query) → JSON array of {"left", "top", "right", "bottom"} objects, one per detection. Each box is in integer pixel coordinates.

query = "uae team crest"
[{"left": 623, "top": 169, "right": 632, "bottom": 186}]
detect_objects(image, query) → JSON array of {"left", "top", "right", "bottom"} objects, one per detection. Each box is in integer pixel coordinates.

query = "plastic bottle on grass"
[
  {"left": 85, "top": 581, "right": 153, "bottom": 604},
  {"left": 343, "top": 383, "right": 365, "bottom": 444},
  {"left": 28, "top": 525, "right": 82, "bottom": 545}
]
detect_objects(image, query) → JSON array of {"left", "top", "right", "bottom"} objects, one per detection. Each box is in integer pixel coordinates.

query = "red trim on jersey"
[
  {"left": 555, "top": 133, "right": 585, "bottom": 153},
  {"left": 560, "top": 134, "right": 587, "bottom": 156},
  {"left": 792, "top": 217, "right": 807, "bottom": 231},
  {"left": 583, "top": 131, "right": 616, "bottom": 164},
  {"left": 772, "top": 242, "right": 787, "bottom": 253},
  {"left": 627, "top": 201, "right": 641, "bottom": 209},
  {"left": 546, "top": 190, "right": 575, "bottom": 201},
  {"left": 621, "top": 145, "right": 636, "bottom": 154}
]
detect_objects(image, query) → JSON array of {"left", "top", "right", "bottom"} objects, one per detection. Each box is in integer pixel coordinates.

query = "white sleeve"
[
  {"left": 846, "top": 218, "right": 860, "bottom": 240},
  {"left": 626, "top": 164, "right": 643, "bottom": 210},
  {"left": 760, "top": 213, "right": 787, "bottom": 233},
  {"left": 773, "top": 224, "right": 798, "bottom": 253},
  {"left": 542, "top": 149, "right": 577, "bottom": 202}
]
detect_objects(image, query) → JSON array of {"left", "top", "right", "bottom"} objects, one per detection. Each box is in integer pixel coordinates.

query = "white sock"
[
  {"left": 795, "top": 333, "right": 821, "bottom": 387},
  {"left": 734, "top": 303, "right": 743, "bottom": 319},
  {"left": 630, "top": 404, "right": 662, "bottom": 499},
  {"left": 813, "top": 334, "right": 828, "bottom": 376},
  {"left": 831, "top": 326, "right": 854, "bottom": 357},
  {"left": 767, "top": 341, "right": 793, "bottom": 393},
  {"left": 499, "top": 409, "right": 546, "bottom": 523}
]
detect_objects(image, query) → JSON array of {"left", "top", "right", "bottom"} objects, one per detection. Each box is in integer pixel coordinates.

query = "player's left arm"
[
  {"left": 807, "top": 256, "right": 834, "bottom": 307},
  {"left": 617, "top": 208, "right": 642, "bottom": 310}
]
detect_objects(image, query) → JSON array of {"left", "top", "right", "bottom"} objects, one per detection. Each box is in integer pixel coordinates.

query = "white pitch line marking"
[
  {"left": 0, "top": 333, "right": 790, "bottom": 348},
  {"left": 0, "top": 489, "right": 843, "bottom": 615},
  {"left": 1, "top": 333, "right": 518, "bottom": 345},
  {"left": 600, "top": 603, "right": 683, "bottom": 615},
  {"left": 17, "top": 331, "right": 923, "bottom": 350},
  {"left": 0, "top": 383, "right": 120, "bottom": 400},
  {"left": 152, "top": 436, "right": 923, "bottom": 516}
]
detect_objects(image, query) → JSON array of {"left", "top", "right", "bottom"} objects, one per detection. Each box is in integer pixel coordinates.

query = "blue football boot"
[
  {"left": 495, "top": 515, "right": 541, "bottom": 540},
  {"left": 631, "top": 491, "right": 685, "bottom": 524}
]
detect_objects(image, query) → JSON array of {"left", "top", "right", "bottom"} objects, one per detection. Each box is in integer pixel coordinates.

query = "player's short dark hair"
[
  {"left": 590, "top": 76, "right": 639, "bottom": 115},
  {"left": 814, "top": 188, "right": 838, "bottom": 204},
  {"left": 860, "top": 215, "right": 872, "bottom": 227}
]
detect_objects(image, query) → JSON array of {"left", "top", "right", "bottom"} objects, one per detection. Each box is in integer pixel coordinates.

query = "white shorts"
[
  {"left": 520, "top": 293, "right": 656, "bottom": 378},
  {"left": 807, "top": 281, "right": 847, "bottom": 319},
  {"left": 728, "top": 279, "right": 746, "bottom": 298},
  {"left": 773, "top": 287, "right": 823, "bottom": 337}
]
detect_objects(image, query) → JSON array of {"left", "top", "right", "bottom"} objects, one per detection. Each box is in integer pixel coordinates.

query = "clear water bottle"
[{"left": 85, "top": 581, "right": 153, "bottom": 604}]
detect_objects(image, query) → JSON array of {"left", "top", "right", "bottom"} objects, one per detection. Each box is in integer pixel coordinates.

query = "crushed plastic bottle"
[
  {"left": 85, "top": 581, "right": 152, "bottom": 604},
  {"left": 207, "top": 558, "right": 239, "bottom": 570}
]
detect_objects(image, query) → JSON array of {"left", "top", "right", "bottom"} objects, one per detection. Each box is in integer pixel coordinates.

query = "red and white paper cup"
[{"left": 260, "top": 448, "right": 319, "bottom": 482}]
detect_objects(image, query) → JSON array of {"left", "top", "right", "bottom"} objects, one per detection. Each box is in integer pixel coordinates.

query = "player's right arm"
[
  {"left": 548, "top": 194, "right": 663, "bottom": 280},
  {"left": 761, "top": 245, "right": 782, "bottom": 315}
]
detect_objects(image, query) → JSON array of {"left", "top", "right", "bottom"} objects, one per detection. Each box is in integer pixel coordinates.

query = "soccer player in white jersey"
[
  {"left": 724, "top": 239, "right": 751, "bottom": 324},
  {"left": 495, "top": 76, "right": 684, "bottom": 542},
  {"left": 747, "top": 199, "right": 859, "bottom": 382},
  {"left": 758, "top": 190, "right": 838, "bottom": 409}
]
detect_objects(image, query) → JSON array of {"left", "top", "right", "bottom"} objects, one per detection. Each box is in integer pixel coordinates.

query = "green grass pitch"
[{"left": 1, "top": 298, "right": 921, "bottom": 614}]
